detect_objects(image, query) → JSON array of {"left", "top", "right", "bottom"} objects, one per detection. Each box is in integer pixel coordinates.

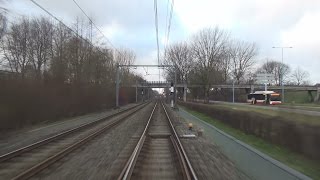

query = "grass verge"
[
  {"left": 214, "top": 104, "right": 320, "bottom": 126},
  {"left": 181, "top": 106, "right": 320, "bottom": 179}
]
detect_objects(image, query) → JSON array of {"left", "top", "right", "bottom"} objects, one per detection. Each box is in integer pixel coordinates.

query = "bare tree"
[
  {"left": 191, "top": 27, "right": 229, "bottom": 101},
  {"left": 29, "top": 17, "right": 54, "bottom": 80},
  {"left": 274, "top": 62, "right": 290, "bottom": 85},
  {"left": 291, "top": 67, "right": 309, "bottom": 85},
  {"left": 0, "top": 12, "right": 6, "bottom": 40},
  {"left": 2, "top": 18, "right": 32, "bottom": 79},
  {"left": 114, "top": 48, "right": 136, "bottom": 65},
  {"left": 256, "top": 59, "right": 291, "bottom": 85},
  {"left": 63, "top": 17, "right": 92, "bottom": 84},
  {"left": 230, "top": 40, "right": 257, "bottom": 84},
  {"left": 257, "top": 59, "right": 278, "bottom": 74},
  {"left": 50, "top": 23, "right": 72, "bottom": 83},
  {"left": 113, "top": 48, "right": 136, "bottom": 84},
  {"left": 163, "top": 42, "right": 194, "bottom": 83},
  {"left": 220, "top": 46, "right": 232, "bottom": 83}
]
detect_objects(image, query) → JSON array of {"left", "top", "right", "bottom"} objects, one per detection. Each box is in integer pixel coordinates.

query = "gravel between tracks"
[
  {"left": 166, "top": 104, "right": 247, "bottom": 180},
  {"left": 0, "top": 103, "right": 137, "bottom": 155},
  {"left": 31, "top": 103, "right": 155, "bottom": 180}
]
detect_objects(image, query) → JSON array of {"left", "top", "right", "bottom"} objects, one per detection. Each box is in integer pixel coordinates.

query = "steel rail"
[
  {"left": 2, "top": 103, "right": 149, "bottom": 180},
  {"left": 0, "top": 103, "right": 145, "bottom": 163},
  {"left": 118, "top": 102, "right": 158, "bottom": 180},
  {"left": 118, "top": 102, "right": 198, "bottom": 180},
  {"left": 11, "top": 102, "right": 150, "bottom": 180},
  {"left": 162, "top": 102, "right": 198, "bottom": 180}
]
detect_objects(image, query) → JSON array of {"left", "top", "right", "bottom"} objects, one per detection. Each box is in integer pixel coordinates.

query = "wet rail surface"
[
  {"left": 0, "top": 103, "right": 148, "bottom": 180},
  {"left": 118, "top": 102, "right": 197, "bottom": 180}
]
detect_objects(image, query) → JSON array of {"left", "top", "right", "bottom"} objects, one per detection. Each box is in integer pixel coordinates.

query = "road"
[{"left": 208, "top": 100, "right": 320, "bottom": 116}]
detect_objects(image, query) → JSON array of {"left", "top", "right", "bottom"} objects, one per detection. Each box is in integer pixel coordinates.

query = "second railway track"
[
  {"left": 0, "top": 103, "right": 148, "bottom": 180},
  {"left": 118, "top": 101, "right": 197, "bottom": 180}
]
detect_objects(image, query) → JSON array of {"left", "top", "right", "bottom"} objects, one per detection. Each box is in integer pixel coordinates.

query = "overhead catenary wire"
[
  {"left": 164, "top": 0, "right": 170, "bottom": 51},
  {"left": 154, "top": 0, "right": 160, "bottom": 66},
  {"left": 29, "top": 0, "right": 114, "bottom": 60},
  {"left": 71, "top": 0, "right": 120, "bottom": 54},
  {"left": 153, "top": 0, "right": 161, "bottom": 83},
  {"left": 166, "top": 0, "right": 174, "bottom": 49}
]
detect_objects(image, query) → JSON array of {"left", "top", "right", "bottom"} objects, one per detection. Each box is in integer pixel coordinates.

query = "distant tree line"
[
  {"left": 256, "top": 59, "right": 310, "bottom": 86},
  {"left": 0, "top": 14, "right": 141, "bottom": 130},
  {"left": 163, "top": 27, "right": 257, "bottom": 101},
  {"left": 0, "top": 16, "right": 138, "bottom": 84},
  {"left": 163, "top": 27, "right": 310, "bottom": 101}
]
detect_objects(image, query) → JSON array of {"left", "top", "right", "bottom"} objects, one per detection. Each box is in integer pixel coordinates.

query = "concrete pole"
[
  {"left": 281, "top": 48, "right": 285, "bottom": 103},
  {"left": 115, "top": 63, "right": 120, "bottom": 108},
  {"left": 251, "top": 84, "right": 254, "bottom": 93},
  {"left": 315, "top": 87, "right": 320, "bottom": 102},
  {"left": 183, "top": 83, "right": 187, "bottom": 102},
  {"left": 135, "top": 80, "right": 138, "bottom": 103},
  {"left": 232, "top": 79, "right": 235, "bottom": 103},
  {"left": 174, "top": 69, "right": 177, "bottom": 107},
  {"left": 265, "top": 83, "right": 268, "bottom": 91}
]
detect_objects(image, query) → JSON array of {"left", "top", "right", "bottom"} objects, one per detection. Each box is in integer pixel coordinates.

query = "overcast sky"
[{"left": 3, "top": 0, "right": 320, "bottom": 83}]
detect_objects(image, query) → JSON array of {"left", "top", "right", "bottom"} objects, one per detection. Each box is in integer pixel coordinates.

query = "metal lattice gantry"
[
  {"left": 115, "top": 64, "right": 320, "bottom": 107},
  {"left": 115, "top": 64, "right": 176, "bottom": 107}
]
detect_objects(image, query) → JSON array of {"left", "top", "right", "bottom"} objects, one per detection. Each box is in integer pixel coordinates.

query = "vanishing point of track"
[{"left": 118, "top": 101, "right": 197, "bottom": 180}]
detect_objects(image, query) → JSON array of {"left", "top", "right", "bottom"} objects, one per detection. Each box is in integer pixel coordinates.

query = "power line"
[
  {"left": 153, "top": 0, "right": 161, "bottom": 83},
  {"left": 29, "top": 0, "right": 111, "bottom": 59},
  {"left": 154, "top": 0, "right": 160, "bottom": 66},
  {"left": 30, "top": 1, "right": 93, "bottom": 47},
  {"left": 166, "top": 0, "right": 174, "bottom": 48},
  {"left": 164, "top": 0, "right": 170, "bottom": 50},
  {"left": 71, "top": 0, "right": 118, "bottom": 52}
]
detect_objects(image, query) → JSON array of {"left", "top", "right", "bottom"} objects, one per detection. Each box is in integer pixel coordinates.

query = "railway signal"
[{"left": 170, "top": 82, "right": 174, "bottom": 107}]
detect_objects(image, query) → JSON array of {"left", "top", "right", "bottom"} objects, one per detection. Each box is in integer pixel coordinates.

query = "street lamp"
[{"left": 272, "top": 46, "right": 293, "bottom": 103}]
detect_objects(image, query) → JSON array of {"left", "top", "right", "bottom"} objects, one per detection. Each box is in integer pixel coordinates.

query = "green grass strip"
[
  {"left": 181, "top": 106, "right": 320, "bottom": 180},
  {"left": 214, "top": 104, "right": 320, "bottom": 126}
]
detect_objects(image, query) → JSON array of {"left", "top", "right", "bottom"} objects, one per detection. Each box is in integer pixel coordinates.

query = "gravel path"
[
  {"left": 31, "top": 103, "right": 154, "bottom": 180},
  {"left": 0, "top": 103, "right": 138, "bottom": 155},
  {"left": 165, "top": 104, "right": 247, "bottom": 179}
]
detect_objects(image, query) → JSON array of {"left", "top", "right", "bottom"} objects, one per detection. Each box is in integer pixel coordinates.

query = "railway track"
[
  {"left": 118, "top": 102, "right": 198, "bottom": 180},
  {"left": 0, "top": 103, "right": 149, "bottom": 180}
]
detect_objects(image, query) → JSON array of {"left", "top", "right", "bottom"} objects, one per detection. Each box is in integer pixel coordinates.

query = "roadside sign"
[{"left": 255, "top": 73, "right": 274, "bottom": 84}]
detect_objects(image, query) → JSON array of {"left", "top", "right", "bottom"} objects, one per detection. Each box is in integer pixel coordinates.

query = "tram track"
[
  {"left": 0, "top": 102, "right": 149, "bottom": 180},
  {"left": 118, "top": 102, "right": 197, "bottom": 180}
]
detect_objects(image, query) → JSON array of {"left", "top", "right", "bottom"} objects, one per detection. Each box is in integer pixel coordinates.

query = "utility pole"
[
  {"left": 272, "top": 46, "right": 293, "bottom": 103},
  {"left": 174, "top": 69, "right": 177, "bottom": 108},
  {"left": 115, "top": 63, "right": 120, "bottom": 108},
  {"left": 232, "top": 79, "right": 235, "bottom": 103},
  {"left": 135, "top": 80, "right": 138, "bottom": 103}
]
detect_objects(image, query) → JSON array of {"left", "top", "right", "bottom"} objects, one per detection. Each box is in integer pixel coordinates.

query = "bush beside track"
[
  {"left": 0, "top": 79, "right": 136, "bottom": 131},
  {"left": 179, "top": 101, "right": 320, "bottom": 161}
]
